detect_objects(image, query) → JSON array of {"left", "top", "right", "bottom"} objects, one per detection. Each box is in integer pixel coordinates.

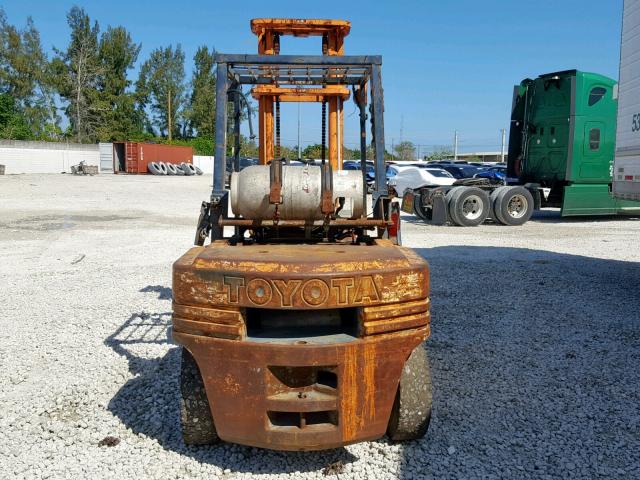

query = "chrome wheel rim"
[
  {"left": 461, "top": 194, "right": 483, "bottom": 220},
  {"left": 507, "top": 194, "right": 528, "bottom": 218}
]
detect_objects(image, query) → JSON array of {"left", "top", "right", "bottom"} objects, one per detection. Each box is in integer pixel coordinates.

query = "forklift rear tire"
[
  {"left": 447, "top": 187, "right": 490, "bottom": 227},
  {"left": 387, "top": 345, "right": 432, "bottom": 442},
  {"left": 492, "top": 186, "right": 534, "bottom": 226},
  {"left": 180, "top": 347, "right": 220, "bottom": 445}
]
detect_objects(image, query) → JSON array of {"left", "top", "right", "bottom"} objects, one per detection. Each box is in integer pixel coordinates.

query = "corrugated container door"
[
  {"left": 99, "top": 143, "right": 113, "bottom": 172},
  {"left": 125, "top": 142, "right": 140, "bottom": 173}
]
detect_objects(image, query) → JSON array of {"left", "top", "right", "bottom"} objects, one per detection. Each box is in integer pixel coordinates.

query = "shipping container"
[
  {"left": 613, "top": 0, "right": 640, "bottom": 201},
  {"left": 99, "top": 142, "right": 113, "bottom": 172},
  {"left": 112, "top": 142, "right": 193, "bottom": 174}
]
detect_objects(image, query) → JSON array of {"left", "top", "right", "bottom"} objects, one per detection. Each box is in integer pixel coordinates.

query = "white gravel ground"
[{"left": 1, "top": 173, "right": 639, "bottom": 479}]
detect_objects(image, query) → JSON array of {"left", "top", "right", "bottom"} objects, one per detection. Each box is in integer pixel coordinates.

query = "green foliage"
[
  {"left": 189, "top": 46, "right": 216, "bottom": 138},
  {"left": 0, "top": 93, "right": 32, "bottom": 139},
  {"left": 302, "top": 143, "right": 323, "bottom": 159},
  {"left": 96, "top": 25, "right": 141, "bottom": 141},
  {"left": 393, "top": 140, "right": 416, "bottom": 161},
  {"left": 136, "top": 44, "right": 186, "bottom": 140},
  {"left": 0, "top": 9, "right": 57, "bottom": 139},
  {"left": 426, "top": 146, "right": 454, "bottom": 161},
  {"left": 51, "top": 6, "right": 103, "bottom": 143}
]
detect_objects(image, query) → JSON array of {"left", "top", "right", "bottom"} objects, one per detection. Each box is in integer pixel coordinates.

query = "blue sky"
[{"left": 3, "top": 1, "right": 624, "bottom": 153}]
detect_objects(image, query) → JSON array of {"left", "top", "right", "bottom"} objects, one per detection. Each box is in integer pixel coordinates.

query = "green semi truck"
[{"left": 405, "top": 69, "right": 640, "bottom": 226}]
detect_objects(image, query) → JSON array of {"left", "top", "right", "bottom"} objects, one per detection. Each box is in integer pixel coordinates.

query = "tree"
[
  {"left": 0, "top": 9, "right": 57, "bottom": 139},
  {"left": 426, "top": 146, "right": 454, "bottom": 162},
  {"left": 136, "top": 44, "right": 186, "bottom": 141},
  {"left": 189, "top": 46, "right": 216, "bottom": 138},
  {"left": 302, "top": 143, "right": 324, "bottom": 159},
  {"left": 0, "top": 93, "right": 32, "bottom": 139},
  {"left": 393, "top": 140, "right": 416, "bottom": 161},
  {"left": 97, "top": 25, "right": 141, "bottom": 140},
  {"left": 51, "top": 7, "right": 103, "bottom": 142}
]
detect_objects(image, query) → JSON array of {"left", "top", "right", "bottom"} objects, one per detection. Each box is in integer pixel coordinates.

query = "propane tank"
[{"left": 230, "top": 164, "right": 364, "bottom": 220}]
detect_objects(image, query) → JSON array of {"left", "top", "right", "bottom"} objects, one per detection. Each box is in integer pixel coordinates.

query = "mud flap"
[
  {"left": 430, "top": 190, "right": 448, "bottom": 225},
  {"left": 401, "top": 190, "right": 415, "bottom": 214}
]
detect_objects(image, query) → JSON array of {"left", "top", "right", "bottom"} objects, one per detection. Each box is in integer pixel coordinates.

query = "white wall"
[
  {"left": 193, "top": 155, "right": 214, "bottom": 174},
  {"left": 0, "top": 141, "right": 100, "bottom": 174}
]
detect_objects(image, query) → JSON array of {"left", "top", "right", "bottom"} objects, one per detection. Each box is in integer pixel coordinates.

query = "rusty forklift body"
[{"left": 172, "top": 19, "right": 432, "bottom": 451}]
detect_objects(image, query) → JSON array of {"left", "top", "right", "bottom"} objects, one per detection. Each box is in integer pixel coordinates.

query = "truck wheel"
[
  {"left": 413, "top": 194, "right": 430, "bottom": 221},
  {"left": 180, "top": 347, "right": 219, "bottom": 445},
  {"left": 447, "top": 187, "right": 490, "bottom": 227},
  {"left": 489, "top": 186, "right": 511, "bottom": 223},
  {"left": 387, "top": 345, "right": 432, "bottom": 442},
  {"left": 445, "top": 189, "right": 461, "bottom": 225},
  {"left": 493, "top": 186, "right": 534, "bottom": 226}
]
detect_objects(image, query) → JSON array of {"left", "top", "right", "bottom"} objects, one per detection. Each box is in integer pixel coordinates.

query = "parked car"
[
  {"left": 344, "top": 160, "right": 375, "bottom": 190},
  {"left": 473, "top": 166, "right": 507, "bottom": 182},
  {"left": 388, "top": 165, "right": 456, "bottom": 197},
  {"left": 225, "top": 157, "right": 258, "bottom": 185},
  {"left": 433, "top": 164, "right": 482, "bottom": 179}
]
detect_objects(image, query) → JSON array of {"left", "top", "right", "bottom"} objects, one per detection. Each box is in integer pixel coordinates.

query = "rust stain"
[
  {"left": 340, "top": 345, "right": 358, "bottom": 441},
  {"left": 360, "top": 343, "right": 376, "bottom": 428},
  {"left": 222, "top": 373, "right": 241, "bottom": 394}
]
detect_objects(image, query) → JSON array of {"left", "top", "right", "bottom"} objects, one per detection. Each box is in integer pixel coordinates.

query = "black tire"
[
  {"left": 181, "top": 162, "right": 195, "bottom": 176},
  {"left": 157, "top": 162, "right": 168, "bottom": 175},
  {"left": 492, "top": 186, "right": 534, "bottom": 226},
  {"left": 175, "top": 164, "right": 185, "bottom": 176},
  {"left": 180, "top": 347, "right": 219, "bottom": 445},
  {"left": 387, "top": 345, "right": 432, "bottom": 442},
  {"left": 489, "top": 186, "right": 511, "bottom": 223},
  {"left": 413, "top": 193, "right": 429, "bottom": 222},
  {"left": 447, "top": 187, "right": 490, "bottom": 227},
  {"left": 148, "top": 162, "right": 163, "bottom": 175},
  {"left": 194, "top": 165, "right": 203, "bottom": 175},
  {"left": 166, "top": 163, "right": 178, "bottom": 175},
  {"left": 445, "top": 189, "right": 461, "bottom": 225}
]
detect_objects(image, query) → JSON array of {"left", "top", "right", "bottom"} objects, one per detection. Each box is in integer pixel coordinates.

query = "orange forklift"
[{"left": 171, "top": 18, "right": 433, "bottom": 450}]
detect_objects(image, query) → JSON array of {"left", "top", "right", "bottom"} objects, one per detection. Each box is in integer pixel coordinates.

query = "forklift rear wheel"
[
  {"left": 180, "top": 347, "right": 220, "bottom": 445},
  {"left": 447, "top": 187, "right": 490, "bottom": 226},
  {"left": 492, "top": 186, "right": 534, "bottom": 226},
  {"left": 387, "top": 345, "right": 432, "bottom": 442}
]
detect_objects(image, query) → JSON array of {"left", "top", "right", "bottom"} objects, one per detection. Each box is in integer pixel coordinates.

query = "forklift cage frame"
[{"left": 209, "top": 54, "right": 389, "bottom": 240}]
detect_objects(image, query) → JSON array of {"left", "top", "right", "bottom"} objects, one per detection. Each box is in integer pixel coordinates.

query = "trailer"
[
  {"left": 613, "top": 0, "right": 640, "bottom": 201},
  {"left": 403, "top": 70, "right": 640, "bottom": 226}
]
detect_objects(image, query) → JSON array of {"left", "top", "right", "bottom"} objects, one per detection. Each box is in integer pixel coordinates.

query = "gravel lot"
[{"left": 1, "top": 173, "right": 639, "bottom": 479}]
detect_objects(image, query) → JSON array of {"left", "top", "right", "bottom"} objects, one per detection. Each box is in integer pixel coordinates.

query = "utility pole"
[
  {"left": 453, "top": 130, "right": 458, "bottom": 161},
  {"left": 500, "top": 128, "right": 506, "bottom": 162},
  {"left": 400, "top": 114, "right": 404, "bottom": 143},
  {"left": 297, "top": 102, "right": 301, "bottom": 159}
]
